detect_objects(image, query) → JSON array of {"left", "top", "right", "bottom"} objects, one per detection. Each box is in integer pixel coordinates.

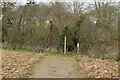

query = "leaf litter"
[
  {"left": 76, "top": 56, "right": 119, "bottom": 78},
  {"left": 2, "top": 50, "right": 46, "bottom": 78}
]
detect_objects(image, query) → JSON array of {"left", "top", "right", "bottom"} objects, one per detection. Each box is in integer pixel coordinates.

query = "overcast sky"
[{"left": 3, "top": 0, "right": 120, "bottom": 4}]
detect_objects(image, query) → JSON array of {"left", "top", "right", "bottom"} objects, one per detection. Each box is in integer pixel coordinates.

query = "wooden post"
[
  {"left": 64, "top": 37, "right": 67, "bottom": 54},
  {"left": 77, "top": 43, "right": 79, "bottom": 54}
]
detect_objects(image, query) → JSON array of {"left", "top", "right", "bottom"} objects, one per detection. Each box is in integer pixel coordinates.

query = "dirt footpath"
[{"left": 30, "top": 55, "right": 86, "bottom": 78}]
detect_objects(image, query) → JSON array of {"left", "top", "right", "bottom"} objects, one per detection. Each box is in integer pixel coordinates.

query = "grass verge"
[{"left": 1, "top": 47, "right": 119, "bottom": 61}]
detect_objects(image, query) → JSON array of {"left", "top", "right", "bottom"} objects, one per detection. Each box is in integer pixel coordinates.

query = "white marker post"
[
  {"left": 64, "top": 37, "right": 67, "bottom": 54},
  {"left": 77, "top": 43, "right": 79, "bottom": 54}
]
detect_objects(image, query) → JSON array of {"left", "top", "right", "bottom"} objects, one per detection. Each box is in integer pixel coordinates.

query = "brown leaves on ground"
[
  {"left": 0, "top": 50, "right": 2, "bottom": 79},
  {"left": 77, "top": 56, "right": 119, "bottom": 78},
  {"left": 2, "top": 50, "right": 46, "bottom": 78}
]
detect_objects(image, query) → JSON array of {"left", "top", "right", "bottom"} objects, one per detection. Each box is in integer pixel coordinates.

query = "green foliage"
[
  {"left": 2, "top": 2, "right": 16, "bottom": 42},
  {"left": 101, "top": 57, "right": 120, "bottom": 61},
  {"left": 75, "top": 14, "right": 87, "bottom": 27},
  {"left": 12, "top": 48, "right": 42, "bottom": 53},
  {"left": 48, "top": 52, "right": 64, "bottom": 55},
  {"left": 59, "top": 26, "right": 79, "bottom": 52}
]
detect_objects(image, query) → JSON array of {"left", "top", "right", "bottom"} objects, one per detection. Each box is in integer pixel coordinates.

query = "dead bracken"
[
  {"left": 77, "top": 56, "right": 119, "bottom": 78},
  {"left": 2, "top": 50, "right": 45, "bottom": 78}
]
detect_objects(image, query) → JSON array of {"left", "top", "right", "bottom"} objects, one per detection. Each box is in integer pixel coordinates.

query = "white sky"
[{"left": 2, "top": 0, "right": 120, "bottom": 4}]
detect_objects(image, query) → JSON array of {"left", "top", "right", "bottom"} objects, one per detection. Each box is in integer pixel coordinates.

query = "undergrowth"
[{"left": 1, "top": 47, "right": 119, "bottom": 61}]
